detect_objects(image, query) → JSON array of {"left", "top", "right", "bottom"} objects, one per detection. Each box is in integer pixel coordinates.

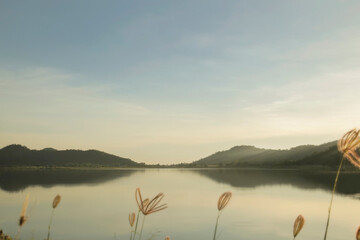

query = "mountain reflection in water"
[
  {"left": 1, "top": 168, "right": 360, "bottom": 240},
  {"left": 0, "top": 168, "right": 138, "bottom": 192},
  {"left": 193, "top": 168, "right": 360, "bottom": 195},
  {"left": 1, "top": 168, "right": 360, "bottom": 196}
]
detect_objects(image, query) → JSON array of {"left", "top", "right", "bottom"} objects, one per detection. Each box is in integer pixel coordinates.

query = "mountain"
[
  {"left": 1, "top": 141, "right": 354, "bottom": 169},
  {"left": 192, "top": 141, "right": 351, "bottom": 168},
  {"left": 0, "top": 144, "right": 138, "bottom": 167}
]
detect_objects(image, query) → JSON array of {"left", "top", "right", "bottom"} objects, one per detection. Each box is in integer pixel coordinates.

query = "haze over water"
[{"left": 1, "top": 168, "right": 360, "bottom": 240}]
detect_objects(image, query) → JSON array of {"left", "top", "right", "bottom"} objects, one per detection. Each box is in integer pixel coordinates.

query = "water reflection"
[
  {"left": 1, "top": 169, "right": 360, "bottom": 240},
  {"left": 2, "top": 168, "right": 360, "bottom": 196},
  {"left": 193, "top": 169, "right": 360, "bottom": 195},
  {"left": 0, "top": 168, "right": 138, "bottom": 192}
]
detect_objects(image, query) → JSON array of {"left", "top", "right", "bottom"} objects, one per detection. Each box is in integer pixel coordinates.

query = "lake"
[{"left": 1, "top": 168, "right": 360, "bottom": 240}]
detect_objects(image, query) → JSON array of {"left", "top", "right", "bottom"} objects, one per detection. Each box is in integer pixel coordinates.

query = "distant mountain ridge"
[
  {"left": 0, "top": 144, "right": 137, "bottom": 167},
  {"left": 192, "top": 141, "right": 348, "bottom": 168},
  {"left": 0, "top": 141, "right": 352, "bottom": 168}
]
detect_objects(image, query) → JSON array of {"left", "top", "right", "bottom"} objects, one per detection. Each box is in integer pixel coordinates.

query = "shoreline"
[{"left": 0, "top": 165, "right": 359, "bottom": 173}]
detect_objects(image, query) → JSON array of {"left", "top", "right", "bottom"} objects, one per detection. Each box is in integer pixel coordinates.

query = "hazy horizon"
[
  {"left": 1, "top": 1, "right": 360, "bottom": 164},
  {"left": 0, "top": 138, "right": 337, "bottom": 164}
]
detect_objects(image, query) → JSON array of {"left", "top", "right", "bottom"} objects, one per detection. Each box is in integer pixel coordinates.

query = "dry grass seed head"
[
  {"left": 338, "top": 129, "right": 360, "bottom": 168},
  {"left": 356, "top": 225, "right": 360, "bottom": 240},
  {"left": 143, "top": 193, "right": 167, "bottom": 215},
  {"left": 52, "top": 194, "right": 61, "bottom": 209},
  {"left": 0, "top": 230, "right": 11, "bottom": 240},
  {"left": 19, "top": 194, "right": 29, "bottom": 227},
  {"left": 338, "top": 129, "right": 360, "bottom": 154},
  {"left": 136, "top": 188, "right": 151, "bottom": 214},
  {"left": 344, "top": 150, "right": 360, "bottom": 169},
  {"left": 128, "top": 212, "right": 136, "bottom": 227},
  {"left": 135, "top": 188, "right": 144, "bottom": 211},
  {"left": 217, "top": 192, "right": 232, "bottom": 211},
  {"left": 135, "top": 188, "right": 167, "bottom": 215},
  {"left": 293, "top": 214, "right": 305, "bottom": 238},
  {"left": 142, "top": 198, "right": 150, "bottom": 207}
]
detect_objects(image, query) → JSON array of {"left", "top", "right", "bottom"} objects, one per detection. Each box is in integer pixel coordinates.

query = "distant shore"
[{"left": 1, "top": 165, "right": 358, "bottom": 172}]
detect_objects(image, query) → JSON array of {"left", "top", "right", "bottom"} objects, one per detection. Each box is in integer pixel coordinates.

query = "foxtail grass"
[
  {"left": 134, "top": 188, "right": 167, "bottom": 240},
  {"left": 131, "top": 209, "right": 141, "bottom": 240},
  {"left": 132, "top": 195, "right": 149, "bottom": 240},
  {"left": 15, "top": 194, "right": 29, "bottom": 240},
  {"left": 129, "top": 212, "right": 135, "bottom": 240},
  {"left": 213, "top": 191, "right": 232, "bottom": 240},
  {"left": 323, "top": 128, "right": 360, "bottom": 240},
  {"left": 293, "top": 215, "right": 305, "bottom": 240},
  {"left": 47, "top": 194, "right": 61, "bottom": 240}
]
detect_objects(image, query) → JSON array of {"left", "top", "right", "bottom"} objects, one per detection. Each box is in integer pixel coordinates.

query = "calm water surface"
[{"left": 1, "top": 168, "right": 360, "bottom": 240}]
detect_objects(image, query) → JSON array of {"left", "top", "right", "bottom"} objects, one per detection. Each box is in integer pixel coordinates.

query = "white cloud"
[{"left": 235, "top": 69, "right": 360, "bottom": 138}]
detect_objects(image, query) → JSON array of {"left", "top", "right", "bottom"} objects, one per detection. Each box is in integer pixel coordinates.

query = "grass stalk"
[
  {"left": 139, "top": 215, "right": 146, "bottom": 240},
  {"left": 47, "top": 208, "right": 55, "bottom": 240},
  {"left": 213, "top": 212, "right": 221, "bottom": 240},
  {"left": 323, "top": 156, "right": 345, "bottom": 240},
  {"left": 132, "top": 210, "right": 141, "bottom": 240},
  {"left": 14, "top": 227, "right": 22, "bottom": 240}
]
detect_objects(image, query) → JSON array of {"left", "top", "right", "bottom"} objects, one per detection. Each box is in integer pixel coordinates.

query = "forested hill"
[
  {"left": 0, "top": 144, "right": 137, "bottom": 167},
  {"left": 2, "top": 142, "right": 354, "bottom": 169},
  {"left": 192, "top": 141, "right": 350, "bottom": 168}
]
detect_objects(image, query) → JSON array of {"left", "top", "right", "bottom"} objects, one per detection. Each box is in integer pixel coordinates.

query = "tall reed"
[
  {"left": 128, "top": 212, "right": 135, "bottom": 240},
  {"left": 293, "top": 215, "right": 305, "bottom": 240},
  {"left": 132, "top": 198, "right": 149, "bottom": 240},
  {"left": 213, "top": 192, "right": 232, "bottom": 240},
  {"left": 323, "top": 128, "right": 360, "bottom": 240},
  {"left": 15, "top": 194, "right": 29, "bottom": 240},
  {"left": 47, "top": 194, "right": 61, "bottom": 240},
  {"left": 135, "top": 188, "right": 167, "bottom": 240}
]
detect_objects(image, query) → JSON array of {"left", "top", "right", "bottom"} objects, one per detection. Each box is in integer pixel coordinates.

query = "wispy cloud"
[
  {"left": 2, "top": 65, "right": 359, "bottom": 163},
  {"left": 1, "top": 1, "right": 360, "bottom": 164}
]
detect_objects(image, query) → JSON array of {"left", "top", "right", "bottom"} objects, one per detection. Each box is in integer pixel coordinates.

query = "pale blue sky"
[{"left": 1, "top": 1, "right": 360, "bottom": 164}]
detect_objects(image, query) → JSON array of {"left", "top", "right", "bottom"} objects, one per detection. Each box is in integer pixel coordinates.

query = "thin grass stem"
[
  {"left": 323, "top": 156, "right": 345, "bottom": 240},
  {"left": 47, "top": 208, "right": 55, "bottom": 240},
  {"left": 139, "top": 215, "right": 146, "bottom": 240},
  {"left": 129, "top": 226, "right": 135, "bottom": 240},
  {"left": 213, "top": 211, "right": 221, "bottom": 240},
  {"left": 132, "top": 210, "right": 141, "bottom": 240},
  {"left": 14, "top": 227, "right": 22, "bottom": 240}
]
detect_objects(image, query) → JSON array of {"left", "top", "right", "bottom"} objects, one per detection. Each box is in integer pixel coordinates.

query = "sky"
[{"left": 1, "top": 0, "right": 360, "bottom": 164}]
